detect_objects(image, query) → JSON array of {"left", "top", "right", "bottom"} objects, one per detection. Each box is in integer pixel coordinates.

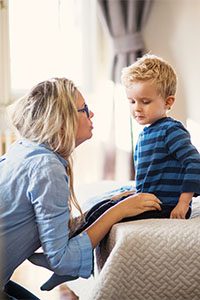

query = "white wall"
[{"left": 143, "top": 0, "right": 200, "bottom": 148}]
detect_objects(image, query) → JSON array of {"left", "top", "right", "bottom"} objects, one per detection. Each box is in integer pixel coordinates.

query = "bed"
[{"left": 76, "top": 181, "right": 200, "bottom": 300}]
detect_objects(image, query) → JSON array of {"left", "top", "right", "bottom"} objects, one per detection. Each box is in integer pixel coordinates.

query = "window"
[
  {"left": 6, "top": 0, "right": 97, "bottom": 100},
  {"left": 9, "top": 0, "right": 83, "bottom": 91},
  {"left": 0, "top": 0, "right": 133, "bottom": 182}
]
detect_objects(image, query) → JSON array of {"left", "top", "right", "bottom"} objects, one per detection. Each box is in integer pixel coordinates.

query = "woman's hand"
[
  {"left": 111, "top": 189, "right": 136, "bottom": 201},
  {"left": 86, "top": 193, "right": 161, "bottom": 248},
  {"left": 117, "top": 193, "right": 162, "bottom": 219}
]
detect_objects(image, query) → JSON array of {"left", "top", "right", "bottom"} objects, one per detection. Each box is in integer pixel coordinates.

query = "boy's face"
[{"left": 126, "top": 80, "right": 169, "bottom": 126}]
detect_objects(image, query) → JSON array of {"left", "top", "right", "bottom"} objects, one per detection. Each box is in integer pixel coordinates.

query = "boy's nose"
[{"left": 135, "top": 103, "right": 142, "bottom": 112}]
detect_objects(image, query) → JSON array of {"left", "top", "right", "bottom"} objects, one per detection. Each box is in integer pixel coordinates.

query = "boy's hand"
[
  {"left": 170, "top": 192, "right": 193, "bottom": 219},
  {"left": 170, "top": 202, "right": 190, "bottom": 219}
]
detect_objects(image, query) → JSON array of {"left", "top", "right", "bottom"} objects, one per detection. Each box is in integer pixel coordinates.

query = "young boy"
[{"left": 121, "top": 54, "right": 200, "bottom": 219}]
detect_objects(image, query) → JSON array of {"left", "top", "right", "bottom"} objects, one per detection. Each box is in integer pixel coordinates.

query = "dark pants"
[
  {"left": 71, "top": 197, "right": 192, "bottom": 238},
  {"left": 3, "top": 280, "right": 40, "bottom": 300}
]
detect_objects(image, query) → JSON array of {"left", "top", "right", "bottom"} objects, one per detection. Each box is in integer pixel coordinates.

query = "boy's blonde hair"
[
  {"left": 121, "top": 54, "right": 177, "bottom": 99},
  {"left": 9, "top": 77, "right": 83, "bottom": 227}
]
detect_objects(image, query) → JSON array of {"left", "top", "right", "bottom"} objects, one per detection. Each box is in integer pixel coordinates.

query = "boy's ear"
[{"left": 165, "top": 96, "right": 175, "bottom": 110}]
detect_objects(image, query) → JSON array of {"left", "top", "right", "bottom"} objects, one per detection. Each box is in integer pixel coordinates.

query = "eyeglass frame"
[{"left": 77, "top": 104, "right": 90, "bottom": 118}]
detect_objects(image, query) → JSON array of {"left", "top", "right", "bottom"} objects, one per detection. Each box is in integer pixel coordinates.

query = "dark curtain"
[
  {"left": 97, "top": 0, "right": 153, "bottom": 179},
  {"left": 97, "top": 0, "right": 153, "bottom": 83}
]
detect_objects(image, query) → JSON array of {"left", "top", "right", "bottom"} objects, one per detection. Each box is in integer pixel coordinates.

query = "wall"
[
  {"left": 143, "top": 0, "right": 200, "bottom": 149},
  {"left": 76, "top": 0, "right": 200, "bottom": 183}
]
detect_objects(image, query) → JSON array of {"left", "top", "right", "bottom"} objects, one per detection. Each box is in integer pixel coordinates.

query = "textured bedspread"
[{"left": 89, "top": 216, "right": 200, "bottom": 300}]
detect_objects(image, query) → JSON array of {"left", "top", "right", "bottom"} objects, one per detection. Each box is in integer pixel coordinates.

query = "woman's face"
[{"left": 75, "top": 92, "right": 94, "bottom": 147}]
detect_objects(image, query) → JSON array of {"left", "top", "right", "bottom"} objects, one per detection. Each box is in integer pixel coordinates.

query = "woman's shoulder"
[{"left": 8, "top": 138, "right": 67, "bottom": 173}]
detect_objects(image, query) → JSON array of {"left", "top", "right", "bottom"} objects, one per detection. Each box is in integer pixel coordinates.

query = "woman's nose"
[{"left": 89, "top": 110, "right": 94, "bottom": 118}]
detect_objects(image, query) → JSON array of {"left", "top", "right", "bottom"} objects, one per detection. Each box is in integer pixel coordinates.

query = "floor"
[{"left": 11, "top": 260, "right": 96, "bottom": 300}]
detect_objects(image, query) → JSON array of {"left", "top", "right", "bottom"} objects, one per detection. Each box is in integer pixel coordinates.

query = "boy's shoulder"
[
  {"left": 163, "top": 117, "right": 188, "bottom": 134},
  {"left": 150, "top": 117, "right": 187, "bottom": 132},
  {"left": 141, "top": 117, "right": 188, "bottom": 138}
]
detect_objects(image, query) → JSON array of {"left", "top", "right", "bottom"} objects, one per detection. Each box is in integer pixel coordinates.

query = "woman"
[{"left": 0, "top": 78, "right": 161, "bottom": 299}]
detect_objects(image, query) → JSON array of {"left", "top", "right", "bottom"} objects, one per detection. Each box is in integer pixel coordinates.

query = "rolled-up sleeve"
[{"left": 27, "top": 155, "right": 93, "bottom": 278}]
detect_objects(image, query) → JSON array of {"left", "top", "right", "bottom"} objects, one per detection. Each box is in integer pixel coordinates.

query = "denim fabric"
[{"left": 0, "top": 139, "right": 93, "bottom": 289}]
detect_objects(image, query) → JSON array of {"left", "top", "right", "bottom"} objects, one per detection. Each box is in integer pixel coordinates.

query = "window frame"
[{"left": 0, "top": 0, "right": 11, "bottom": 106}]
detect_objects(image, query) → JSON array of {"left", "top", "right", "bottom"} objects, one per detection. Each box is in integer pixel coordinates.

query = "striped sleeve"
[{"left": 165, "top": 124, "right": 200, "bottom": 195}]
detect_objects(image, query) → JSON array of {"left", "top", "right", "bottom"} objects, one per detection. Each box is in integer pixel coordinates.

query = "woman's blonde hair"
[
  {"left": 10, "top": 77, "right": 83, "bottom": 228},
  {"left": 121, "top": 54, "right": 177, "bottom": 99}
]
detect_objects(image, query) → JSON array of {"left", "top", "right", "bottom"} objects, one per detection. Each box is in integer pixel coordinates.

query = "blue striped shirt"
[
  {"left": 134, "top": 117, "right": 200, "bottom": 205},
  {"left": 0, "top": 139, "right": 93, "bottom": 288}
]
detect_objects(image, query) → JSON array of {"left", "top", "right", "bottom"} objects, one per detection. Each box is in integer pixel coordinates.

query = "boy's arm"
[
  {"left": 170, "top": 192, "right": 194, "bottom": 219},
  {"left": 165, "top": 124, "right": 200, "bottom": 198}
]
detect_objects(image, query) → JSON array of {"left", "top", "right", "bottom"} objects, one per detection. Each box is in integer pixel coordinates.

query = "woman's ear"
[{"left": 165, "top": 96, "right": 175, "bottom": 110}]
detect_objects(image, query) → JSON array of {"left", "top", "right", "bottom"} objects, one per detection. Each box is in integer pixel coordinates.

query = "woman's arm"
[
  {"left": 29, "top": 156, "right": 93, "bottom": 278},
  {"left": 29, "top": 157, "right": 161, "bottom": 277},
  {"left": 86, "top": 193, "right": 161, "bottom": 248}
]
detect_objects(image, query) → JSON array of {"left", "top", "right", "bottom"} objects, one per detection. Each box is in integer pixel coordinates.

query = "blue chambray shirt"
[{"left": 0, "top": 139, "right": 93, "bottom": 288}]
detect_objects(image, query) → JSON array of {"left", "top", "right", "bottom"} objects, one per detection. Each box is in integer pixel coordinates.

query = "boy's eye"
[
  {"left": 142, "top": 100, "right": 151, "bottom": 104},
  {"left": 129, "top": 99, "right": 135, "bottom": 104}
]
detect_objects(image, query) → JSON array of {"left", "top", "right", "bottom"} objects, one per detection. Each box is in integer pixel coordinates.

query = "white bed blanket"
[
  {"left": 76, "top": 181, "right": 200, "bottom": 300},
  {"left": 89, "top": 216, "right": 200, "bottom": 300}
]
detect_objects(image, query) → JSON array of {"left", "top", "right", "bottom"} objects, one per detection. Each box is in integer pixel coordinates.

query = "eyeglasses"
[{"left": 77, "top": 104, "right": 90, "bottom": 118}]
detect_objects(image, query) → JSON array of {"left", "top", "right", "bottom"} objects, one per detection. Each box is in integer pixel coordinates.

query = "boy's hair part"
[{"left": 121, "top": 54, "right": 177, "bottom": 99}]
